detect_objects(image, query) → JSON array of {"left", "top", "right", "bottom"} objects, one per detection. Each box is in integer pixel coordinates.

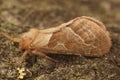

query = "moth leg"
[
  {"left": 1, "top": 32, "right": 20, "bottom": 42},
  {"left": 15, "top": 51, "right": 28, "bottom": 65},
  {"left": 31, "top": 50, "right": 58, "bottom": 62}
]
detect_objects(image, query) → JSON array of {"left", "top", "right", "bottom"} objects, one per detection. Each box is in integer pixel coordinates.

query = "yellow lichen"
[{"left": 17, "top": 67, "right": 26, "bottom": 79}]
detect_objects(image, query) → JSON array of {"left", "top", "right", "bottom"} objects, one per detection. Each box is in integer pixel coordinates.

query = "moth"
[{"left": 1, "top": 16, "right": 112, "bottom": 64}]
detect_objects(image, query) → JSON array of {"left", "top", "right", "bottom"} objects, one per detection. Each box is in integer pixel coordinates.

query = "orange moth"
[{"left": 1, "top": 16, "right": 112, "bottom": 64}]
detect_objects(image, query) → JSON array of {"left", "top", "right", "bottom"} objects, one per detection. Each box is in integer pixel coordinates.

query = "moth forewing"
[{"left": 38, "top": 16, "right": 111, "bottom": 57}]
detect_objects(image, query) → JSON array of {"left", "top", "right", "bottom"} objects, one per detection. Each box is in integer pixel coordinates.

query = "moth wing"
[{"left": 38, "top": 27, "right": 88, "bottom": 55}]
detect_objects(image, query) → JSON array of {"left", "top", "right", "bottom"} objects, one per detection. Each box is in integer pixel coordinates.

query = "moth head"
[
  {"left": 19, "top": 37, "right": 32, "bottom": 52},
  {"left": 1, "top": 28, "right": 39, "bottom": 52},
  {"left": 19, "top": 28, "right": 39, "bottom": 51}
]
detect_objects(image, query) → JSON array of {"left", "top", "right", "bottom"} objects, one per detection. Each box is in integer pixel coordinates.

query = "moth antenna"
[{"left": 1, "top": 32, "right": 20, "bottom": 42}]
